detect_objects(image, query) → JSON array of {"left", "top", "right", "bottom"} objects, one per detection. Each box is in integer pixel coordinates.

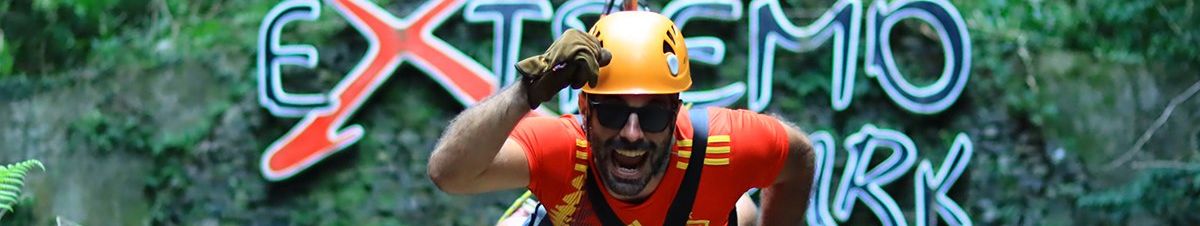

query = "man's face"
[{"left": 587, "top": 94, "right": 679, "bottom": 201}]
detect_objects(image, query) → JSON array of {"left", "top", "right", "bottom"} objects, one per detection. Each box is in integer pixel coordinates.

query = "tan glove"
[{"left": 516, "top": 29, "right": 611, "bottom": 109}]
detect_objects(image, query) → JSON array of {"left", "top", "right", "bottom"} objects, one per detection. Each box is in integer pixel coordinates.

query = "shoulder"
[
  {"left": 511, "top": 115, "right": 584, "bottom": 145},
  {"left": 686, "top": 107, "right": 783, "bottom": 137},
  {"left": 694, "top": 107, "right": 791, "bottom": 188},
  {"left": 512, "top": 115, "right": 587, "bottom": 196},
  {"left": 513, "top": 114, "right": 583, "bottom": 133}
]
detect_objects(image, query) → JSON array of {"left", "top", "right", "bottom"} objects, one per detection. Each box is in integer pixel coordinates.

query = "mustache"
[{"left": 606, "top": 138, "right": 657, "bottom": 151}]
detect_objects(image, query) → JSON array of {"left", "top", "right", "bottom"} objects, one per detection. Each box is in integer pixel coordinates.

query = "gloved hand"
[{"left": 516, "top": 29, "right": 611, "bottom": 109}]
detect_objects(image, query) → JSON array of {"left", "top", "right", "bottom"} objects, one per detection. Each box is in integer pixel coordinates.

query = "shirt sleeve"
[
  {"left": 724, "top": 109, "right": 792, "bottom": 188},
  {"left": 508, "top": 116, "right": 577, "bottom": 194}
]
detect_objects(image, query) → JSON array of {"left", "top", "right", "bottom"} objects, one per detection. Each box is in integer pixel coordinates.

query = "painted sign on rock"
[{"left": 257, "top": 0, "right": 974, "bottom": 225}]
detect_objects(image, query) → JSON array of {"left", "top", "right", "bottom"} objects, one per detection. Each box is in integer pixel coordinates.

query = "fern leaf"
[
  {"left": 0, "top": 190, "right": 19, "bottom": 212},
  {"left": 0, "top": 159, "right": 44, "bottom": 220},
  {"left": 0, "top": 196, "right": 14, "bottom": 209},
  {"left": 0, "top": 178, "right": 23, "bottom": 188}
]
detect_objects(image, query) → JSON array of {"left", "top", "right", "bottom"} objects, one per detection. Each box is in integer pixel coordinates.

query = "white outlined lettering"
[
  {"left": 865, "top": 0, "right": 971, "bottom": 114},
  {"left": 806, "top": 125, "right": 975, "bottom": 226},
  {"left": 806, "top": 131, "right": 840, "bottom": 226},
  {"left": 914, "top": 134, "right": 973, "bottom": 226},
  {"left": 748, "top": 0, "right": 862, "bottom": 112},
  {"left": 256, "top": 5, "right": 977, "bottom": 224},
  {"left": 550, "top": 0, "right": 607, "bottom": 114},
  {"left": 833, "top": 124, "right": 917, "bottom": 226},
  {"left": 257, "top": 0, "right": 328, "bottom": 117},
  {"left": 662, "top": 0, "right": 747, "bottom": 108},
  {"left": 259, "top": 0, "right": 497, "bottom": 181},
  {"left": 465, "top": 0, "right": 553, "bottom": 88}
]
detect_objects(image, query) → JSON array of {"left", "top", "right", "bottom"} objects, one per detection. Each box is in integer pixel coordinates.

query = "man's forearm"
[
  {"left": 759, "top": 118, "right": 816, "bottom": 225},
  {"left": 428, "top": 83, "right": 531, "bottom": 191},
  {"left": 758, "top": 149, "right": 814, "bottom": 225},
  {"left": 758, "top": 179, "right": 811, "bottom": 225}
]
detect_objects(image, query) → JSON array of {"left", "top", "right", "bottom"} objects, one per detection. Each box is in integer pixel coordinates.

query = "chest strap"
[{"left": 584, "top": 108, "right": 736, "bottom": 226}]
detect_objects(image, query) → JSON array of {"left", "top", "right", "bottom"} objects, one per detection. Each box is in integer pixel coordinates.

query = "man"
[{"left": 428, "top": 8, "right": 814, "bottom": 226}]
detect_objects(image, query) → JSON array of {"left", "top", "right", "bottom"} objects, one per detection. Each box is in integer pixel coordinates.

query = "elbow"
[
  {"left": 428, "top": 164, "right": 470, "bottom": 195},
  {"left": 427, "top": 149, "right": 473, "bottom": 195},
  {"left": 433, "top": 180, "right": 479, "bottom": 195},
  {"left": 428, "top": 171, "right": 470, "bottom": 195}
]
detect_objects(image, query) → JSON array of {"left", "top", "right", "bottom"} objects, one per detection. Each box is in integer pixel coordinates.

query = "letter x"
[{"left": 261, "top": 0, "right": 496, "bottom": 181}]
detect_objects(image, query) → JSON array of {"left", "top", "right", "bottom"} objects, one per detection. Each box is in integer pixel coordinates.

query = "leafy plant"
[
  {"left": 0, "top": 31, "right": 12, "bottom": 76},
  {"left": 0, "top": 160, "right": 44, "bottom": 221}
]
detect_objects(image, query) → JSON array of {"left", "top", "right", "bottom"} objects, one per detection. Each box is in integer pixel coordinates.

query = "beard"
[{"left": 590, "top": 133, "right": 673, "bottom": 198}]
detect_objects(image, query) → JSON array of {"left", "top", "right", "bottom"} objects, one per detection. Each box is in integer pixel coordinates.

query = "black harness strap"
[
  {"left": 579, "top": 113, "right": 625, "bottom": 226},
  {"left": 729, "top": 208, "right": 739, "bottom": 226},
  {"left": 577, "top": 112, "right": 622, "bottom": 226},
  {"left": 662, "top": 108, "right": 710, "bottom": 226},
  {"left": 585, "top": 168, "right": 629, "bottom": 226}
]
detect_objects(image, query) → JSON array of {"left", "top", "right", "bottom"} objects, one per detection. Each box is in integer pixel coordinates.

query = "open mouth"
[{"left": 609, "top": 149, "right": 649, "bottom": 180}]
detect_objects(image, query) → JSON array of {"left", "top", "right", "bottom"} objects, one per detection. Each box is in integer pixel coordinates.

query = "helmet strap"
[
  {"left": 603, "top": 0, "right": 640, "bottom": 15},
  {"left": 623, "top": 0, "right": 638, "bottom": 11}
]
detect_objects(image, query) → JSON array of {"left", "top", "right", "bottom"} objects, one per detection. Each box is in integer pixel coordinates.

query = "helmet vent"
[
  {"left": 663, "top": 40, "right": 679, "bottom": 76},
  {"left": 666, "top": 53, "right": 680, "bottom": 76},
  {"left": 662, "top": 40, "right": 674, "bottom": 54},
  {"left": 594, "top": 31, "right": 603, "bottom": 47}
]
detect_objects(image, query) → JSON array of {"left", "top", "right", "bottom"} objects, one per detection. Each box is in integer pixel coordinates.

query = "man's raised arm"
[
  {"left": 428, "top": 29, "right": 608, "bottom": 195},
  {"left": 428, "top": 83, "right": 533, "bottom": 194}
]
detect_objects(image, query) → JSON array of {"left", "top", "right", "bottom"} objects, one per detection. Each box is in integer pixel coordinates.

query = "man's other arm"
[{"left": 758, "top": 117, "right": 815, "bottom": 225}]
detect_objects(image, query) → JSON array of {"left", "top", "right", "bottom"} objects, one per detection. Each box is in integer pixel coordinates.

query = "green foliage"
[
  {"left": 1077, "top": 168, "right": 1200, "bottom": 224},
  {"left": 0, "top": 159, "right": 44, "bottom": 220},
  {"left": 69, "top": 109, "right": 151, "bottom": 153},
  {"left": 0, "top": 31, "right": 12, "bottom": 75},
  {"left": 0, "top": 0, "right": 153, "bottom": 74}
]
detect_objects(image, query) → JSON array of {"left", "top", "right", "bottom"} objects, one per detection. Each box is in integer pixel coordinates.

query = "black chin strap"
[{"left": 584, "top": 108, "right": 737, "bottom": 226}]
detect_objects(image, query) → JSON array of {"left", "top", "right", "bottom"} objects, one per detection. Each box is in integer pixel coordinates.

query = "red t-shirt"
[{"left": 509, "top": 107, "right": 791, "bottom": 226}]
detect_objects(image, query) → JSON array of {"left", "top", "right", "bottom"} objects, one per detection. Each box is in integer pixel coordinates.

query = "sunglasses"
[{"left": 589, "top": 99, "right": 679, "bottom": 132}]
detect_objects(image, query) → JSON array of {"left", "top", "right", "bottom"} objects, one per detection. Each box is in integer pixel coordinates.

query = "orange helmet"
[{"left": 583, "top": 11, "right": 691, "bottom": 95}]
